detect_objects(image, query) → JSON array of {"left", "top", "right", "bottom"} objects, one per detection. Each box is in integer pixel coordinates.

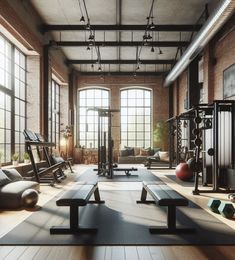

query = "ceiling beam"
[
  {"left": 42, "top": 24, "right": 201, "bottom": 32},
  {"left": 67, "top": 59, "right": 175, "bottom": 65},
  {"left": 79, "top": 71, "right": 168, "bottom": 76},
  {"left": 52, "top": 41, "right": 188, "bottom": 47}
]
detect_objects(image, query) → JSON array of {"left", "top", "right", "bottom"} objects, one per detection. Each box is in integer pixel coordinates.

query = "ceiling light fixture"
[
  {"left": 78, "top": 0, "right": 85, "bottom": 23},
  {"left": 151, "top": 46, "right": 155, "bottom": 52},
  {"left": 86, "top": 45, "right": 90, "bottom": 50}
]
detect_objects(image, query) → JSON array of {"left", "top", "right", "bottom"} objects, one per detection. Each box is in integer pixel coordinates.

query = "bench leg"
[
  {"left": 50, "top": 205, "right": 97, "bottom": 235},
  {"left": 149, "top": 205, "right": 195, "bottom": 234},
  {"left": 137, "top": 187, "right": 155, "bottom": 204}
]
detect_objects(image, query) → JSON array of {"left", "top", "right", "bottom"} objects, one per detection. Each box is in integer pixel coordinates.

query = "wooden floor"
[{"left": 1, "top": 164, "right": 235, "bottom": 260}]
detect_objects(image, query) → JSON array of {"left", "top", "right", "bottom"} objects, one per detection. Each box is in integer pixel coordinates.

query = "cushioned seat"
[{"left": 0, "top": 180, "right": 39, "bottom": 209}]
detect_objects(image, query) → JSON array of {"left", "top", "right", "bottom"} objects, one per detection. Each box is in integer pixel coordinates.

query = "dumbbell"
[{"left": 208, "top": 198, "right": 235, "bottom": 218}]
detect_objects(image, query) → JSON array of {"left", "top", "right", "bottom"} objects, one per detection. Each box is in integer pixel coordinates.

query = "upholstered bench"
[
  {"left": 50, "top": 182, "right": 104, "bottom": 234},
  {"left": 137, "top": 181, "right": 195, "bottom": 234}
]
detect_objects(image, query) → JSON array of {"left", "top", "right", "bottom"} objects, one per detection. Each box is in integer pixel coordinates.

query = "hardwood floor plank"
[
  {"left": 148, "top": 246, "right": 165, "bottom": 260},
  {"left": 136, "top": 246, "right": 152, "bottom": 260},
  {"left": 33, "top": 246, "right": 52, "bottom": 260},
  {"left": 18, "top": 246, "right": 40, "bottom": 260},
  {"left": 0, "top": 246, "right": 15, "bottom": 259},
  {"left": 4, "top": 246, "right": 27, "bottom": 260},
  {"left": 111, "top": 246, "right": 125, "bottom": 260},
  {"left": 124, "top": 246, "right": 139, "bottom": 260},
  {"left": 104, "top": 247, "right": 112, "bottom": 260},
  {"left": 67, "top": 246, "right": 84, "bottom": 260}
]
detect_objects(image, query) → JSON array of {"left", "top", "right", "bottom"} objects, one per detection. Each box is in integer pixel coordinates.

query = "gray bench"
[
  {"left": 50, "top": 182, "right": 104, "bottom": 234},
  {"left": 137, "top": 181, "right": 195, "bottom": 234}
]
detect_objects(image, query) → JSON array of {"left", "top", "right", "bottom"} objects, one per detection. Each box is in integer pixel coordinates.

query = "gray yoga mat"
[{"left": 1, "top": 189, "right": 235, "bottom": 245}]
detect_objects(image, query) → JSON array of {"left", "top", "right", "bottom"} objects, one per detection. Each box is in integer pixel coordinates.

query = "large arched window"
[
  {"left": 78, "top": 88, "right": 109, "bottom": 148},
  {"left": 120, "top": 88, "right": 151, "bottom": 148}
]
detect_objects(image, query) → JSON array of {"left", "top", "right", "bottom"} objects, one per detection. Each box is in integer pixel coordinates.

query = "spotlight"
[
  {"left": 136, "top": 65, "right": 140, "bottom": 70},
  {"left": 86, "top": 23, "right": 90, "bottom": 30},
  {"left": 86, "top": 46, "right": 90, "bottom": 50},
  {"left": 88, "top": 34, "right": 94, "bottom": 40},
  {"left": 147, "top": 33, "right": 152, "bottom": 40},
  {"left": 91, "top": 64, "right": 94, "bottom": 68},
  {"left": 149, "top": 22, "right": 155, "bottom": 30},
  {"left": 80, "top": 16, "right": 85, "bottom": 23},
  {"left": 98, "top": 66, "right": 102, "bottom": 71},
  {"left": 143, "top": 34, "right": 148, "bottom": 40},
  {"left": 151, "top": 46, "right": 154, "bottom": 52},
  {"left": 158, "top": 48, "right": 163, "bottom": 55}
]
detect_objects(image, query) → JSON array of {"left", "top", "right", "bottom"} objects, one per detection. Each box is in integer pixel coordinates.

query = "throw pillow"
[
  {"left": 120, "top": 149, "right": 129, "bottom": 157},
  {"left": 140, "top": 148, "right": 150, "bottom": 156},
  {"left": 134, "top": 147, "right": 141, "bottom": 156},
  {"left": 0, "top": 169, "right": 12, "bottom": 186},
  {"left": 3, "top": 168, "right": 23, "bottom": 182},
  {"left": 124, "top": 146, "right": 135, "bottom": 156},
  {"left": 159, "top": 151, "right": 169, "bottom": 162}
]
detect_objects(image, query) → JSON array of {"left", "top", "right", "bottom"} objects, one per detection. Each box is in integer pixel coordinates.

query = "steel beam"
[
  {"left": 79, "top": 71, "right": 168, "bottom": 76},
  {"left": 42, "top": 24, "right": 201, "bottom": 32},
  {"left": 53, "top": 41, "right": 188, "bottom": 47},
  {"left": 67, "top": 59, "right": 175, "bottom": 65}
]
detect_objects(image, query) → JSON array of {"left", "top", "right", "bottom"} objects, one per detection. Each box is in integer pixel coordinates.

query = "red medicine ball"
[{"left": 175, "top": 162, "right": 193, "bottom": 181}]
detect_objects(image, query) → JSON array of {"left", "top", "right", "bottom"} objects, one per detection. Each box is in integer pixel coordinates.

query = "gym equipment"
[
  {"left": 187, "top": 158, "right": 202, "bottom": 173},
  {"left": 208, "top": 198, "right": 235, "bottom": 218},
  {"left": 50, "top": 182, "right": 104, "bottom": 234},
  {"left": 207, "top": 198, "right": 221, "bottom": 213},
  {"left": 137, "top": 181, "right": 195, "bottom": 234},
  {"left": 88, "top": 107, "right": 137, "bottom": 178},
  {"left": 228, "top": 194, "right": 235, "bottom": 202},
  {"left": 23, "top": 129, "right": 65, "bottom": 185},
  {"left": 218, "top": 202, "right": 235, "bottom": 218},
  {"left": 175, "top": 163, "right": 193, "bottom": 181},
  {"left": 21, "top": 189, "right": 39, "bottom": 208}
]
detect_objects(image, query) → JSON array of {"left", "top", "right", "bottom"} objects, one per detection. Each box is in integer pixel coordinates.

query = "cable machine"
[{"left": 87, "top": 107, "right": 137, "bottom": 179}]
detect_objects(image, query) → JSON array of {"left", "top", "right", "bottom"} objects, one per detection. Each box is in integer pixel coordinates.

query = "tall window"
[
  {"left": 48, "top": 79, "right": 60, "bottom": 148},
  {"left": 78, "top": 88, "right": 109, "bottom": 148},
  {"left": 0, "top": 34, "right": 26, "bottom": 163},
  {"left": 120, "top": 88, "right": 151, "bottom": 148}
]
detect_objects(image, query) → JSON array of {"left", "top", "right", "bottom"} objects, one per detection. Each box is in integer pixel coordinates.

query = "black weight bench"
[
  {"left": 50, "top": 182, "right": 105, "bottom": 234},
  {"left": 137, "top": 181, "right": 195, "bottom": 234}
]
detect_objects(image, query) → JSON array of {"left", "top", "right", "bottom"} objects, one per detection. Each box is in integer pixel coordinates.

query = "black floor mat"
[{"left": 1, "top": 189, "right": 235, "bottom": 245}]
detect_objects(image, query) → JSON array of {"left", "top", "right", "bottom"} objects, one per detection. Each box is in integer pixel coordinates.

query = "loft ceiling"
[{"left": 31, "top": 0, "right": 216, "bottom": 75}]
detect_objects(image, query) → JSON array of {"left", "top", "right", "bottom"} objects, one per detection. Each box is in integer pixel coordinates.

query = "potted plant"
[
  {"left": 12, "top": 153, "right": 19, "bottom": 166},
  {"left": 23, "top": 152, "right": 30, "bottom": 164},
  {"left": 153, "top": 120, "right": 169, "bottom": 151}
]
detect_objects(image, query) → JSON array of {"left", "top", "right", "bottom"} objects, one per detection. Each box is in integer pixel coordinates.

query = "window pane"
[
  {"left": 120, "top": 88, "right": 152, "bottom": 148},
  {"left": 78, "top": 88, "right": 109, "bottom": 148}
]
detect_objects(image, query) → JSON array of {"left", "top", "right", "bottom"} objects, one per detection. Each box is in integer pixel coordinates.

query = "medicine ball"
[
  {"left": 21, "top": 189, "right": 39, "bottom": 208},
  {"left": 175, "top": 163, "right": 193, "bottom": 181}
]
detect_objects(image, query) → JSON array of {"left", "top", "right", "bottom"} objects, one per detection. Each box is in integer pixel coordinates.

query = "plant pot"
[
  {"left": 12, "top": 161, "right": 19, "bottom": 166},
  {"left": 24, "top": 159, "right": 30, "bottom": 164}
]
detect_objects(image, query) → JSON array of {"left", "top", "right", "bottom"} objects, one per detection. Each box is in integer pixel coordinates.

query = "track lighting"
[
  {"left": 88, "top": 33, "right": 94, "bottom": 40},
  {"left": 80, "top": 16, "right": 85, "bottom": 23},
  {"left": 149, "top": 21, "right": 155, "bottom": 30}
]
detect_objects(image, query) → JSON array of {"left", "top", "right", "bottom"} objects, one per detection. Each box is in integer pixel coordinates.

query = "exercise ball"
[
  {"left": 21, "top": 189, "right": 39, "bottom": 208},
  {"left": 175, "top": 163, "right": 193, "bottom": 181}
]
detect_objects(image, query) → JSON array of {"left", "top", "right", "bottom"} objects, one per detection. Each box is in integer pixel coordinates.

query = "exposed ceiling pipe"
[{"left": 164, "top": 0, "right": 235, "bottom": 87}]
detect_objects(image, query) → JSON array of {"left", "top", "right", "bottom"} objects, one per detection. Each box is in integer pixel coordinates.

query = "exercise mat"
[
  {"left": 1, "top": 189, "right": 235, "bottom": 245},
  {"left": 76, "top": 167, "right": 161, "bottom": 182}
]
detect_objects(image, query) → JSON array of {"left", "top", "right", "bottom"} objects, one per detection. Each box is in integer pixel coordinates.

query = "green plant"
[
  {"left": 23, "top": 152, "right": 30, "bottom": 160},
  {"left": 153, "top": 120, "right": 169, "bottom": 150},
  {"left": 12, "top": 153, "right": 19, "bottom": 161}
]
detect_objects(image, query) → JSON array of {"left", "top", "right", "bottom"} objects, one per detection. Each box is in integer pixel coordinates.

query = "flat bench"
[
  {"left": 50, "top": 182, "right": 105, "bottom": 234},
  {"left": 137, "top": 181, "right": 195, "bottom": 234}
]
